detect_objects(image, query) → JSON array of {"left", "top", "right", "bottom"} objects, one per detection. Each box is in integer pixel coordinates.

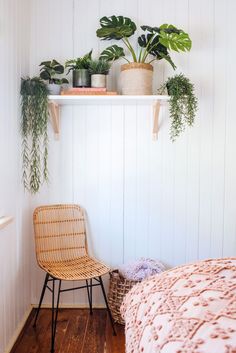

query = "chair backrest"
[{"left": 33, "top": 204, "right": 88, "bottom": 267}]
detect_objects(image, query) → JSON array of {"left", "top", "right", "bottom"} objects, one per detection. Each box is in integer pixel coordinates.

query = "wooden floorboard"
[{"left": 11, "top": 308, "right": 125, "bottom": 353}]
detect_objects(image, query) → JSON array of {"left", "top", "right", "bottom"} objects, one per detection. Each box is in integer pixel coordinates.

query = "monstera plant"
[
  {"left": 97, "top": 15, "right": 192, "bottom": 95},
  {"left": 97, "top": 16, "right": 191, "bottom": 68}
]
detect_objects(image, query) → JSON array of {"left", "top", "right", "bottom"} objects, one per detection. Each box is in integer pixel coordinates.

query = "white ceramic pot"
[
  {"left": 47, "top": 83, "right": 61, "bottom": 95},
  {"left": 120, "top": 63, "right": 153, "bottom": 95},
  {"left": 91, "top": 74, "right": 107, "bottom": 88}
]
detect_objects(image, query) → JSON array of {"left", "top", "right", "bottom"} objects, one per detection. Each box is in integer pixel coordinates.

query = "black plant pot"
[{"left": 73, "top": 69, "right": 90, "bottom": 87}]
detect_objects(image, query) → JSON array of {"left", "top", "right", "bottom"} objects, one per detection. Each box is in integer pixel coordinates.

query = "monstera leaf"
[
  {"left": 138, "top": 24, "right": 191, "bottom": 68},
  {"left": 140, "top": 25, "right": 161, "bottom": 34},
  {"left": 99, "top": 45, "right": 125, "bottom": 61},
  {"left": 138, "top": 25, "right": 180, "bottom": 58},
  {"left": 96, "top": 15, "right": 136, "bottom": 40},
  {"left": 138, "top": 33, "right": 168, "bottom": 58},
  {"left": 158, "top": 53, "right": 177, "bottom": 70},
  {"left": 138, "top": 31, "right": 176, "bottom": 67},
  {"left": 159, "top": 24, "right": 192, "bottom": 52}
]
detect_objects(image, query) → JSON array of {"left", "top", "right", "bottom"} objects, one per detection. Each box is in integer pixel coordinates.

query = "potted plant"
[
  {"left": 158, "top": 73, "right": 198, "bottom": 141},
  {"left": 39, "top": 59, "right": 68, "bottom": 95},
  {"left": 20, "top": 77, "right": 50, "bottom": 193},
  {"left": 97, "top": 16, "right": 192, "bottom": 95},
  {"left": 88, "top": 59, "right": 111, "bottom": 88},
  {"left": 65, "top": 50, "right": 92, "bottom": 87}
]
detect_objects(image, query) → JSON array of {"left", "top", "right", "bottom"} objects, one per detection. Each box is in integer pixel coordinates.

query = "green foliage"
[
  {"left": 99, "top": 45, "right": 125, "bottom": 62},
  {"left": 97, "top": 15, "right": 192, "bottom": 67},
  {"left": 159, "top": 24, "right": 192, "bottom": 52},
  {"left": 138, "top": 24, "right": 191, "bottom": 67},
  {"left": 39, "top": 59, "right": 68, "bottom": 84},
  {"left": 88, "top": 59, "right": 111, "bottom": 75},
  {"left": 20, "top": 77, "right": 49, "bottom": 193},
  {"left": 158, "top": 74, "right": 198, "bottom": 141},
  {"left": 65, "top": 50, "right": 92, "bottom": 73},
  {"left": 96, "top": 16, "right": 136, "bottom": 40},
  {"left": 138, "top": 26, "right": 176, "bottom": 69}
]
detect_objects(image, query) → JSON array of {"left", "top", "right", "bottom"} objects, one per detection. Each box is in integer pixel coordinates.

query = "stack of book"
[{"left": 61, "top": 87, "right": 117, "bottom": 95}]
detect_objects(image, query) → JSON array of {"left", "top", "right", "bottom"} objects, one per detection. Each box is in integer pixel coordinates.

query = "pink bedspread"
[{"left": 121, "top": 258, "right": 236, "bottom": 353}]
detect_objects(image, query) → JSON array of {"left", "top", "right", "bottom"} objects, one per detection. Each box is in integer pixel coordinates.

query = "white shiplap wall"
[
  {"left": 28, "top": 0, "right": 236, "bottom": 306},
  {"left": 0, "top": 0, "right": 31, "bottom": 352}
]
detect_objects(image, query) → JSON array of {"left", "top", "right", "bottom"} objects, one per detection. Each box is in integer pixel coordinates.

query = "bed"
[{"left": 121, "top": 258, "right": 236, "bottom": 353}]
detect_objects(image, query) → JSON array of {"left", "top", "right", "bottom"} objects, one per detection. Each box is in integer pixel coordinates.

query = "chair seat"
[{"left": 39, "top": 255, "right": 110, "bottom": 281}]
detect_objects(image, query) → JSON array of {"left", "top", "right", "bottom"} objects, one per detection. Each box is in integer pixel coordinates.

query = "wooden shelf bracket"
[
  {"left": 49, "top": 102, "right": 60, "bottom": 139},
  {"left": 152, "top": 100, "right": 161, "bottom": 140}
]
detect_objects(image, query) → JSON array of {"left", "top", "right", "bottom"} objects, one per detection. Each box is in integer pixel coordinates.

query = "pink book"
[
  {"left": 61, "top": 91, "right": 117, "bottom": 96},
  {"left": 64, "top": 87, "right": 107, "bottom": 92}
]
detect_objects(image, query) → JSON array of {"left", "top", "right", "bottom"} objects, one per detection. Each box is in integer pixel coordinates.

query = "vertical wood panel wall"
[
  {"left": 0, "top": 0, "right": 31, "bottom": 352},
  {"left": 28, "top": 0, "right": 236, "bottom": 305}
]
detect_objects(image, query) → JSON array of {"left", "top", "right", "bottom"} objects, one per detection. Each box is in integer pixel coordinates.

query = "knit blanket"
[{"left": 121, "top": 258, "right": 236, "bottom": 353}]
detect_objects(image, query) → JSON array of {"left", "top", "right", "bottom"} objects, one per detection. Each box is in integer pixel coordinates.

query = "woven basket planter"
[
  {"left": 120, "top": 62, "right": 153, "bottom": 95},
  {"left": 108, "top": 269, "right": 140, "bottom": 325}
]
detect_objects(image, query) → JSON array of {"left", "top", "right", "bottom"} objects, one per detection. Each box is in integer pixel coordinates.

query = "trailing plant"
[
  {"left": 96, "top": 15, "right": 192, "bottom": 69},
  {"left": 39, "top": 59, "right": 68, "bottom": 84},
  {"left": 20, "top": 77, "right": 50, "bottom": 193},
  {"left": 158, "top": 74, "right": 198, "bottom": 141},
  {"left": 65, "top": 50, "right": 93, "bottom": 73},
  {"left": 88, "top": 59, "right": 111, "bottom": 75}
]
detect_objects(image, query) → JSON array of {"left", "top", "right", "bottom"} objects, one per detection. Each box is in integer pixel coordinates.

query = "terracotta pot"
[{"left": 120, "top": 63, "right": 153, "bottom": 95}]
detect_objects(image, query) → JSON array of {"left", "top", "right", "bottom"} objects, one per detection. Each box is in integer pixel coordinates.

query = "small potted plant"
[
  {"left": 39, "top": 59, "right": 68, "bottom": 95},
  {"left": 97, "top": 16, "right": 192, "bottom": 95},
  {"left": 65, "top": 50, "right": 92, "bottom": 87},
  {"left": 20, "top": 77, "right": 50, "bottom": 193},
  {"left": 88, "top": 59, "right": 111, "bottom": 88},
  {"left": 158, "top": 73, "right": 198, "bottom": 141}
]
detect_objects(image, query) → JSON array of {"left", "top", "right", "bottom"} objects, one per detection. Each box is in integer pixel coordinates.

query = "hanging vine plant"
[
  {"left": 20, "top": 77, "right": 49, "bottom": 193},
  {"left": 158, "top": 73, "right": 198, "bottom": 141}
]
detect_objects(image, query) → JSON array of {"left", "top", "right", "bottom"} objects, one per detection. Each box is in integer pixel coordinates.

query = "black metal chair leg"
[
  {"left": 86, "top": 279, "right": 93, "bottom": 315},
  {"left": 33, "top": 273, "right": 49, "bottom": 327},
  {"left": 53, "top": 280, "right": 61, "bottom": 341},
  {"left": 90, "top": 278, "right": 93, "bottom": 314},
  {"left": 51, "top": 278, "right": 55, "bottom": 353},
  {"left": 99, "top": 276, "right": 116, "bottom": 336}
]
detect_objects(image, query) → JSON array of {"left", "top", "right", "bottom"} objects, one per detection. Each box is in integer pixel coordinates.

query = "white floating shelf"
[
  {"left": 48, "top": 95, "right": 170, "bottom": 140},
  {"left": 48, "top": 94, "right": 169, "bottom": 105}
]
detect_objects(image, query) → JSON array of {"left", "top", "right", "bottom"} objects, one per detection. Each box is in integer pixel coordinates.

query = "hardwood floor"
[{"left": 11, "top": 309, "right": 125, "bottom": 353}]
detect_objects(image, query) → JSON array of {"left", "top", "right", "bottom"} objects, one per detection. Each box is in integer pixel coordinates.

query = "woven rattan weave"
[
  {"left": 33, "top": 204, "right": 116, "bottom": 352},
  {"left": 33, "top": 204, "right": 110, "bottom": 280}
]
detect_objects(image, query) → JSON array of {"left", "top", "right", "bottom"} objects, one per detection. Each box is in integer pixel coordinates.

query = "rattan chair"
[{"left": 33, "top": 204, "right": 116, "bottom": 353}]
